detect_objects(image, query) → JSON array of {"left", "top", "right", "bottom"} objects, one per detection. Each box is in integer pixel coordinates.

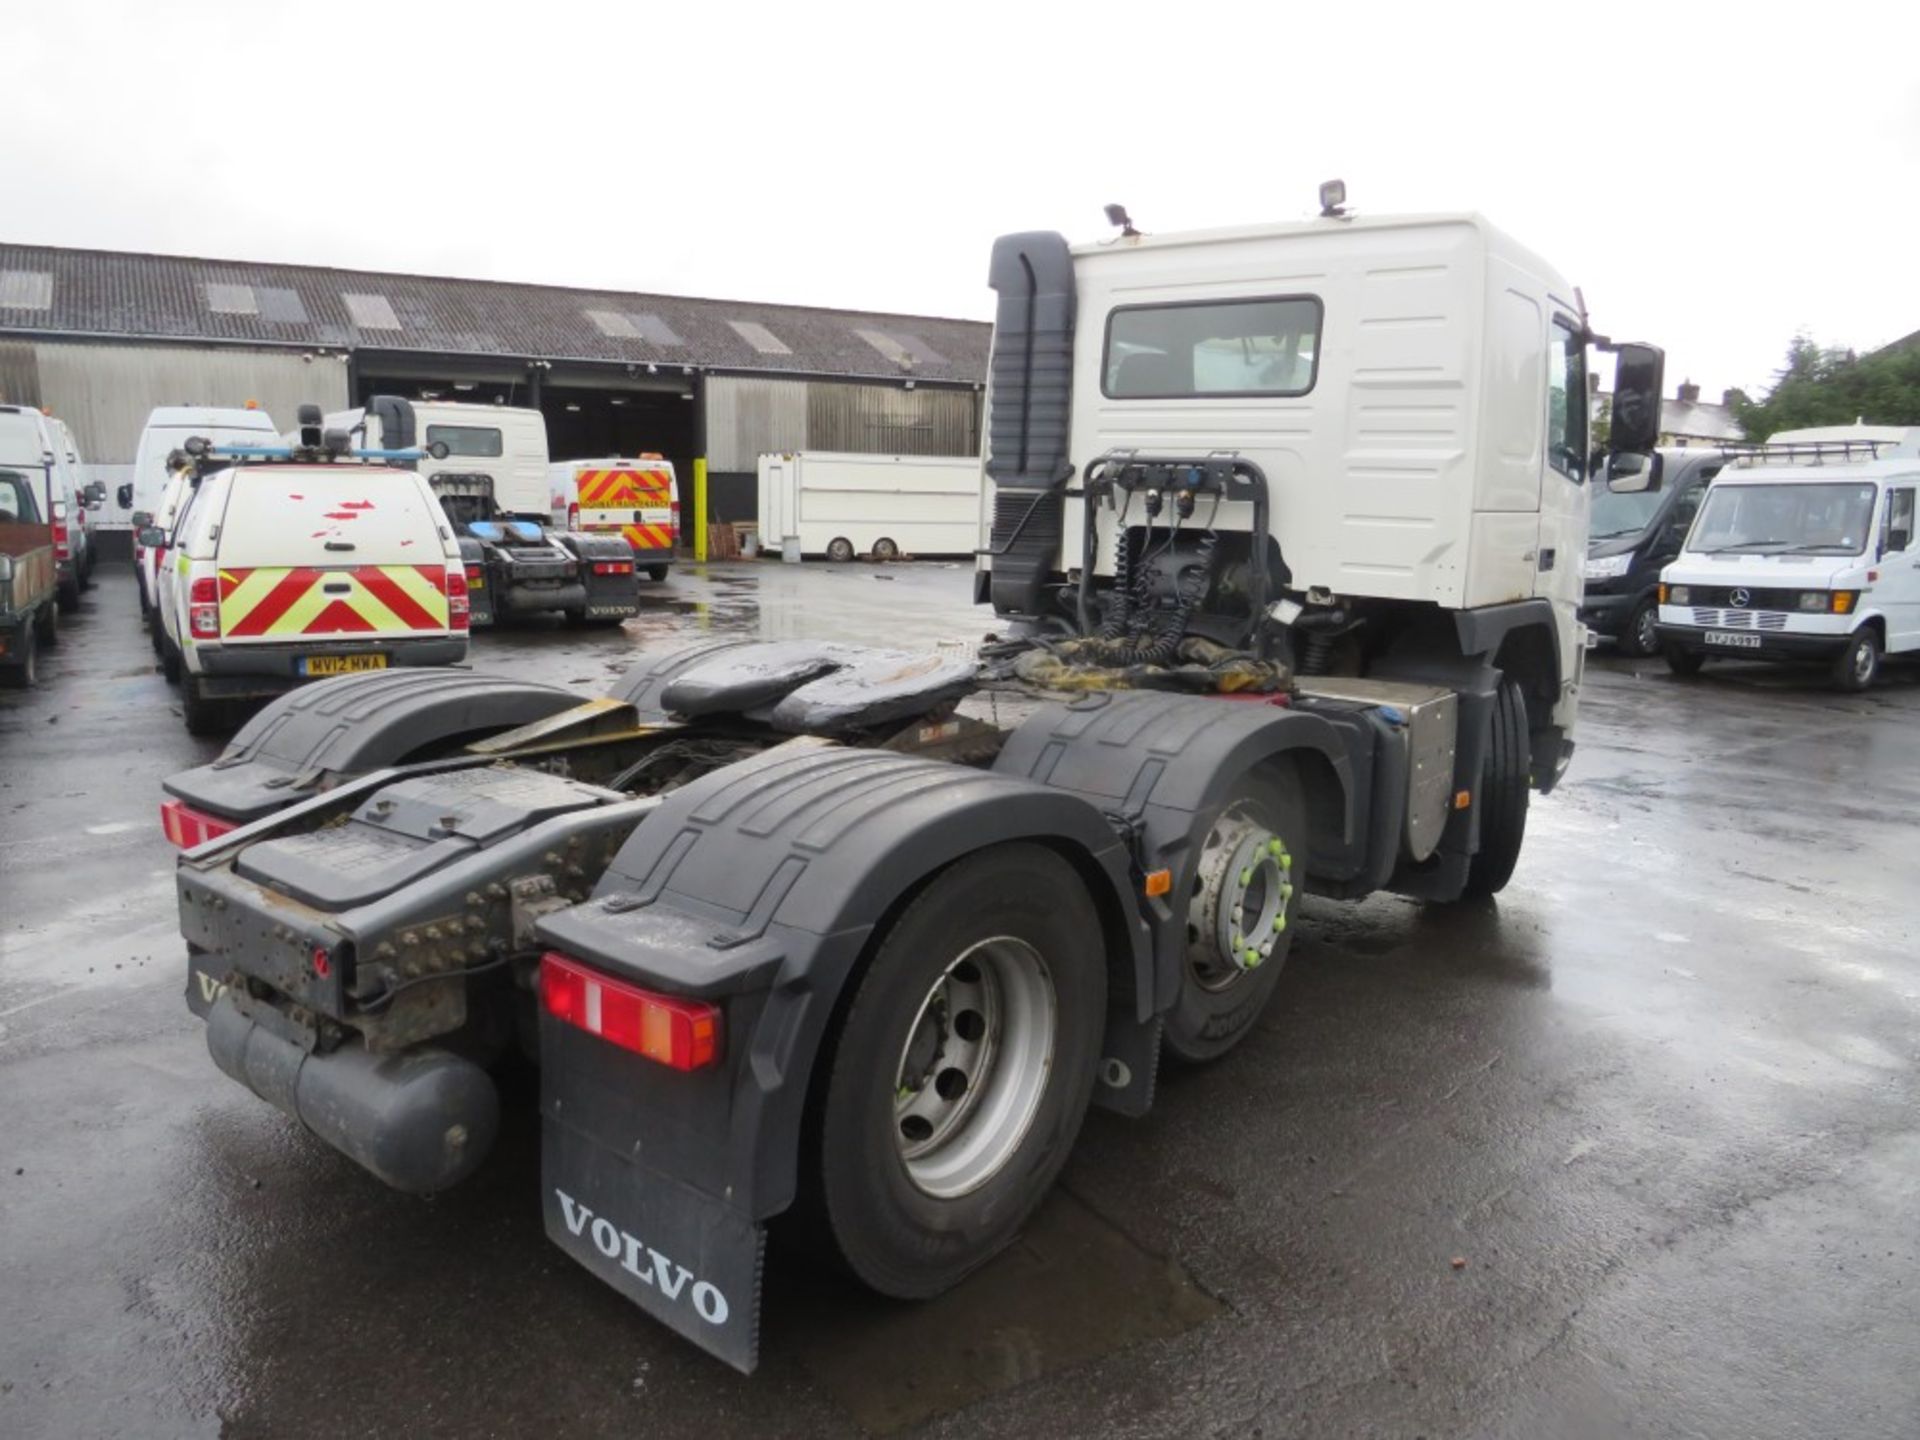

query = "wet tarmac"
[{"left": 3, "top": 564, "right": 1917, "bottom": 1439}]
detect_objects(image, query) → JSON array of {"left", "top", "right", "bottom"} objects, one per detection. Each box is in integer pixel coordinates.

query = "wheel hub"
[
  {"left": 1189, "top": 814, "right": 1293, "bottom": 992},
  {"left": 892, "top": 937, "right": 1056, "bottom": 1199}
]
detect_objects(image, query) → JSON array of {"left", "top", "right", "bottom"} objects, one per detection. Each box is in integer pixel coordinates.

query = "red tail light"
[
  {"left": 539, "top": 952, "right": 719, "bottom": 1070},
  {"left": 592, "top": 560, "right": 633, "bottom": 576},
  {"left": 446, "top": 566, "right": 470, "bottom": 631},
  {"left": 188, "top": 575, "right": 220, "bottom": 637},
  {"left": 568, "top": 501, "right": 580, "bottom": 532},
  {"left": 160, "top": 797, "right": 236, "bottom": 848},
  {"left": 51, "top": 500, "right": 69, "bottom": 560}
]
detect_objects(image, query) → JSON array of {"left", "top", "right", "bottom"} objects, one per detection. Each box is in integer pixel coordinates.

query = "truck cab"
[
  {"left": 980, "top": 209, "right": 1663, "bottom": 816},
  {"left": 1656, "top": 427, "right": 1920, "bottom": 690},
  {"left": 1582, "top": 448, "right": 1724, "bottom": 655}
]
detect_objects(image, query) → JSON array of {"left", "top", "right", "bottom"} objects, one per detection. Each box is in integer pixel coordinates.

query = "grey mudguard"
[
  {"left": 993, "top": 691, "right": 1362, "bottom": 1017},
  {"left": 613, "top": 639, "right": 977, "bottom": 736},
  {"left": 164, "top": 669, "right": 578, "bottom": 823},
  {"left": 531, "top": 741, "right": 1148, "bottom": 1373}
]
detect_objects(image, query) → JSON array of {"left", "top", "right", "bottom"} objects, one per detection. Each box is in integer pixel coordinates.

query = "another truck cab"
[
  {"left": 1656, "top": 427, "right": 1920, "bottom": 690},
  {"left": 1582, "top": 448, "right": 1723, "bottom": 655}
]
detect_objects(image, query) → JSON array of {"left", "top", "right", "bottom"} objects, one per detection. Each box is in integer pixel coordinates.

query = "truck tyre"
[
  {"left": 181, "top": 674, "right": 224, "bottom": 736},
  {"left": 826, "top": 537, "right": 855, "bottom": 564},
  {"left": 872, "top": 537, "right": 900, "bottom": 562},
  {"left": 1163, "top": 762, "right": 1308, "bottom": 1064},
  {"left": 57, "top": 575, "right": 81, "bottom": 614},
  {"left": 1625, "top": 597, "right": 1661, "bottom": 657},
  {"left": 647, "top": 564, "right": 669, "bottom": 583},
  {"left": 34, "top": 597, "right": 59, "bottom": 648},
  {"left": 160, "top": 635, "right": 182, "bottom": 685},
  {"left": 2, "top": 620, "right": 37, "bottom": 688},
  {"left": 813, "top": 842, "right": 1106, "bottom": 1298},
  {"left": 1664, "top": 645, "right": 1705, "bottom": 678},
  {"left": 1830, "top": 627, "right": 1880, "bottom": 693},
  {"left": 1465, "top": 679, "right": 1531, "bottom": 897}
]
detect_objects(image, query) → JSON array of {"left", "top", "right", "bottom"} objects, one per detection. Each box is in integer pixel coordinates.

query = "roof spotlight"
[
  {"left": 1319, "top": 179, "right": 1348, "bottom": 217},
  {"left": 1104, "top": 203, "right": 1140, "bottom": 238}
]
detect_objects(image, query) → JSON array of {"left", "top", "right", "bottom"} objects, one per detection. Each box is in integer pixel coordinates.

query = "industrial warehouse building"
[{"left": 0, "top": 243, "right": 990, "bottom": 551}]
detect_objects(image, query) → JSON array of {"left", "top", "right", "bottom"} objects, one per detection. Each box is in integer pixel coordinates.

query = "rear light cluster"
[
  {"left": 52, "top": 501, "right": 69, "bottom": 561},
  {"left": 445, "top": 566, "right": 470, "bottom": 631},
  {"left": 188, "top": 576, "right": 220, "bottom": 637},
  {"left": 669, "top": 499, "right": 681, "bottom": 543},
  {"left": 592, "top": 560, "right": 634, "bottom": 576},
  {"left": 160, "top": 797, "right": 236, "bottom": 848},
  {"left": 539, "top": 952, "right": 719, "bottom": 1071},
  {"left": 567, "top": 501, "right": 581, "bottom": 532}
]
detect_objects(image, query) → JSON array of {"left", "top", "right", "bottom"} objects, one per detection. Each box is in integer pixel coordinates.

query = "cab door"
[
  {"left": 1534, "top": 315, "right": 1590, "bottom": 617},
  {"left": 1879, "top": 484, "right": 1919, "bottom": 651}
]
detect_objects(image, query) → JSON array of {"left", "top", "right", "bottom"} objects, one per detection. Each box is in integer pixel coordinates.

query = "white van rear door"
[{"left": 211, "top": 466, "right": 454, "bottom": 642}]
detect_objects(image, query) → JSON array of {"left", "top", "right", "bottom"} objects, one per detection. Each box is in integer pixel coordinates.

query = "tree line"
[{"left": 1728, "top": 335, "right": 1920, "bottom": 440}]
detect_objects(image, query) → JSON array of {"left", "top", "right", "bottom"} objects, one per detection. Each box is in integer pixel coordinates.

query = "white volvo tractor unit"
[{"left": 158, "top": 194, "right": 1663, "bottom": 1373}]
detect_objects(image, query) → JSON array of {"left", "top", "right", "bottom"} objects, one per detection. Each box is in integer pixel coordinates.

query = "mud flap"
[{"left": 542, "top": 1109, "right": 765, "bottom": 1373}]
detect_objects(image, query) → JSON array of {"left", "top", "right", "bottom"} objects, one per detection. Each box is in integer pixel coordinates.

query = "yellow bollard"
[{"left": 692, "top": 457, "right": 710, "bottom": 562}]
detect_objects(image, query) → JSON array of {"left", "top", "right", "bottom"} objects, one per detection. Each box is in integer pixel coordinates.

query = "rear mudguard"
[
  {"left": 163, "top": 668, "right": 580, "bottom": 824},
  {"left": 531, "top": 740, "right": 1150, "bottom": 1372}
]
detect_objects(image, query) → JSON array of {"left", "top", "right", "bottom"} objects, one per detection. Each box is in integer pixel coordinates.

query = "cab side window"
[
  {"left": 1547, "top": 321, "right": 1587, "bottom": 481},
  {"left": 1885, "top": 487, "right": 1915, "bottom": 554}
]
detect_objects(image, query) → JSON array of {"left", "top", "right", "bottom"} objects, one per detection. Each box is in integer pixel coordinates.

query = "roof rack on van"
[{"left": 1719, "top": 438, "right": 1894, "bottom": 467}]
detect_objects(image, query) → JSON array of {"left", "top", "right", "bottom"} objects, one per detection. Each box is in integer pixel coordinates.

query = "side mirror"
[
  {"left": 1606, "top": 453, "right": 1653, "bottom": 493},
  {"left": 116, "top": 482, "right": 134, "bottom": 510},
  {"left": 1891, "top": 527, "right": 1913, "bottom": 555},
  {"left": 1609, "top": 343, "right": 1666, "bottom": 455},
  {"left": 84, "top": 481, "right": 107, "bottom": 506},
  {"left": 138, "top": 526, "right": 166, "bottom": 548},
  {"left": 130, "top": 510, "right": 153, "bottom": 529}
]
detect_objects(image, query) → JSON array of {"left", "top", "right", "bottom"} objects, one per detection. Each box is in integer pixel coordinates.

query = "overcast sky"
[{"left": 8, "top": 2, "right": 1918, "bottom": 397}]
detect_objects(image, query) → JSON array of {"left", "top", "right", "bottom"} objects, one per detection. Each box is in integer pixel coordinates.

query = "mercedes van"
[{"left": 1656, "top": 427, "right": 1919, "bottom": 690}]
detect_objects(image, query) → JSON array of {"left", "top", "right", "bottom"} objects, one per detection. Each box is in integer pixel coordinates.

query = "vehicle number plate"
[
  {"left": 303, "top": 654, "right": 389, "bottom": 675},
  {"left": 1704, "top": 631, "right": 1762, "bottom": 649}
]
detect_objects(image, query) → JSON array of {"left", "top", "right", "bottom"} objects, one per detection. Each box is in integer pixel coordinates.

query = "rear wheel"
[
  {"left": 57, "top": 576, "right": 80, "bottom": 614},
  {"left": 872, "top": 537, "right": 900, "bottom": 562},
  {"left": 814, "top": 843, "right": 1105, "bottom": 1298},
  {"left": 34, "top": 597, "right": 58, "bottom": 648},
  {"left": 826, "top": 536, "right": 855, "bottom": 564},
  {"left": 1831, "top": 628, "right": 1880, "bottom": 692},
  {"left": 1163, "top": 764, "right": 1308, "bottom": 1064},
  {"left": 2, "top": 618, "right": 38, "bottom": 688},
  {"left": 1625, "top": 597, "right": 1661, "bottom": 657},
  {"left": 1464, "top": 679, "right": 1530, "bottom": 898},
  {"left": 160, "top": 634, "right": 182, "bottom": 684},
  {"left": 181, "top": 674, "right": 224, "bottom": 736},
  {"left": 1664, "top": 645, "right": 1706, "bottom": 677},
  {"left": 647, "top": 564, "right": 669, "bottom": 582}
]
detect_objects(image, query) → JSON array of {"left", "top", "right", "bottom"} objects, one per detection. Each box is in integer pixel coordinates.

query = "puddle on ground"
[{"left": 769, "top": 1190, "right": 1221, "bottom": 1435}]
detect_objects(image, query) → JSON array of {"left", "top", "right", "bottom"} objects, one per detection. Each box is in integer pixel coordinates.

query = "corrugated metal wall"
[
  {"left": 704, "top": 375, "right": 978, "bottom": 471},
  {"left": 23, "top": 342, "right": 349, "bottom": 461}
]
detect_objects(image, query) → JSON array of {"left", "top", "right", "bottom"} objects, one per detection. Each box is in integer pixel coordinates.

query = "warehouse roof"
[{"left": 0, "top": 243, "right": 990, "bottom": 385}]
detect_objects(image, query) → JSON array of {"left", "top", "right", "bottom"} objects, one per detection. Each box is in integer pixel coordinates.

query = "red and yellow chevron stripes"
[
  {"left": 619, "top": 523, "right": 674, "bottom": 553},
  {"left": 575, "top": 467, "right": 672, "bottom": 508},
  {"left": 217, "top": 565, "right": 451, "bottom": 638}
]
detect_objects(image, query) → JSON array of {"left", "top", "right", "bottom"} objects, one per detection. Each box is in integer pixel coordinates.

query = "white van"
[
  {"left": 149, "top": 442, "right": 467, "bottom": 734},
  {"left": 129, "top": 405, "right": 280, "bottom": 621},
  {"left": 0, "top": 405, "right": 92, "bottom": 611},
  {"left": 1656, "top": 426, "right": 1920, "bottom": 690}
]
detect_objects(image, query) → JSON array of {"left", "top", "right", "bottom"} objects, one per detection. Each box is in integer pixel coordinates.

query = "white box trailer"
[{"left": 757, "top": 451, "right": 982, "bottom": 561}]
